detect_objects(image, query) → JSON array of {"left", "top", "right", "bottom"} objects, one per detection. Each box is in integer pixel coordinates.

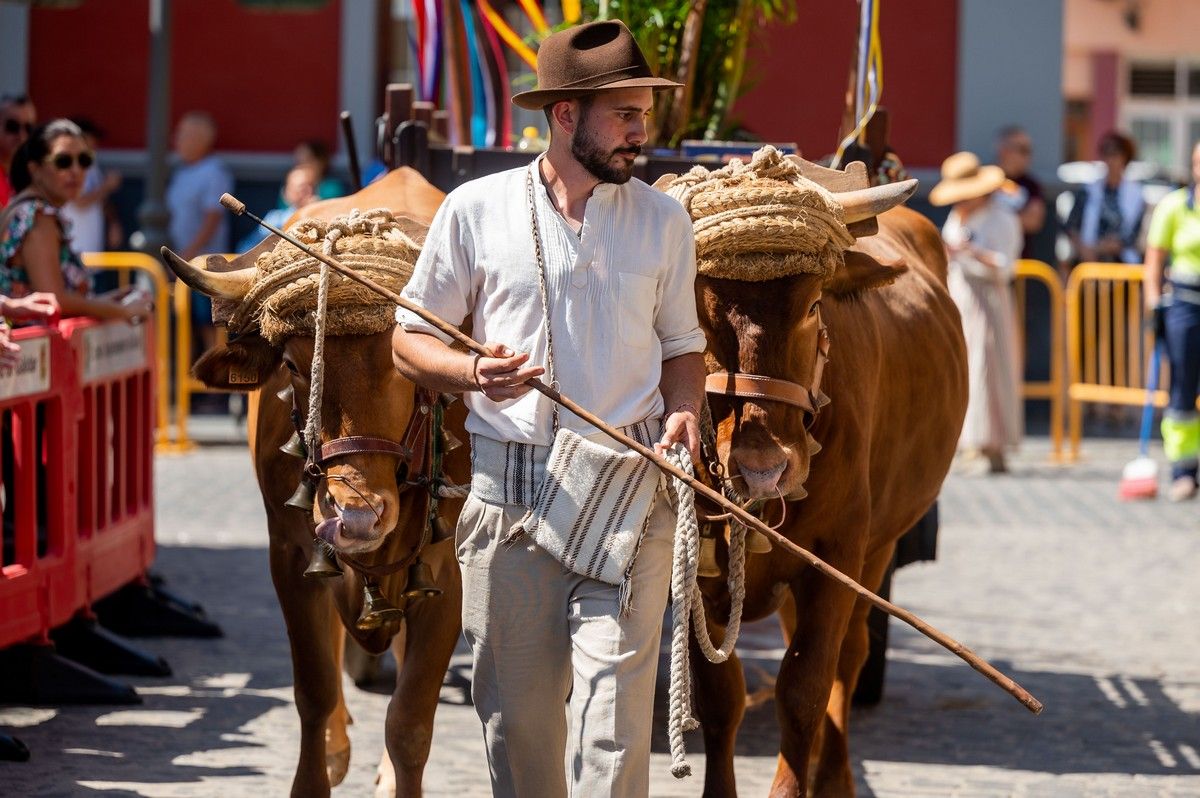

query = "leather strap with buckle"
[{"left": 705, "top": 318, "right": 831, "bottom": 420}]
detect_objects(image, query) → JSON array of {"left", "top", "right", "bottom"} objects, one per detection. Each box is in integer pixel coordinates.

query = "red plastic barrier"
[
  {"left": 0, "top": 319, "right": 155, "bottom": 650},
  {"left": 61, "top": 317, "right": 156, "bottom": 607}
]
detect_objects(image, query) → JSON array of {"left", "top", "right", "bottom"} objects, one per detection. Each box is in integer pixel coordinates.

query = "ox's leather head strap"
[
  {"left": 705, "top": 317, "right": 831, "bottom": 421},
  {"left": 318, "top": 436, "right": 411, "bottom": 464}
]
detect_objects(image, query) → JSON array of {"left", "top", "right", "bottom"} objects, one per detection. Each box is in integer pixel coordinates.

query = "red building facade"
[{"left": 20, "top": 0, "right": 961, "bottom": 169}]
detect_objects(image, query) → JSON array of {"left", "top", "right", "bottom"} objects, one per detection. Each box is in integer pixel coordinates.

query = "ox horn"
[
  {"left": 160, "top": 246, "right": 257, "bottom": 301},
  {"left": 834, "top": 179, "right": 919, "bottom": 224}
]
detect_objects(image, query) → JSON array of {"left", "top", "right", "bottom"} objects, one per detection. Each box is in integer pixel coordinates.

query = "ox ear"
[
  {"left": 824, "top": 251, "right": 908, "bottom": 297},
  {"left": 192, "top": 333, "right": 282, "bottom": 392}
]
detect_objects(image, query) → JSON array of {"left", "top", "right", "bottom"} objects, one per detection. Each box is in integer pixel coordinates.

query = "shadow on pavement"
[
  {"left": 0, "top": 546, "right": 293, "bottom": 797},
  {"left": 649, "top": 619, "right": 1199, "bottom": 789}
]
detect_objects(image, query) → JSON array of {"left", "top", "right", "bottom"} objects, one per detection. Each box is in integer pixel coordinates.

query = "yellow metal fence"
[
  {"left": 84, "top": 251, "right": 236, "bottom": 453},
  {"left": 1014, "top": 259, "right": 1066, "bottom": 460},
  {"left": 1063, "top": 262, "right": 1187, "bottom": 460}
]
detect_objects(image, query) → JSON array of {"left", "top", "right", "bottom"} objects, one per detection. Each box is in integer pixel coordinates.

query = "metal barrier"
[
  {"left": 81, "top": 252, "right": 172, "bottom": 450},
  {"left": 1064, "top": 262, "right": 1189, "bottom": 459},
  {"left": 1017, "top": 260, "right": 1065, "bottom": 458},
  {"left": 1014, "top": 259, "right": 1066, "bottom": 460},
  {"left": 171, "top": 266, "right": 231, "bottom": 453}
]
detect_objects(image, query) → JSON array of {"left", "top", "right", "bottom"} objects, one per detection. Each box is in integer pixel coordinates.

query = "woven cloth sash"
[
  {"left": 469, "top": 418, "right": 660, "bottom": 506},
  {"left": 515, "top": 426, "right": 663, "bottom": 587}
]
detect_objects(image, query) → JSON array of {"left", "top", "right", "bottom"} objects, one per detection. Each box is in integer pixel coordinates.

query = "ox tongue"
[{"left": 315, "top": 518, "right": 344, "bottom": 546}]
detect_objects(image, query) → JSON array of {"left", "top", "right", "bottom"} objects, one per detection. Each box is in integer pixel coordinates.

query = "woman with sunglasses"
[{"left": 0, "top": 119, "right": 149, "bottom": 324}]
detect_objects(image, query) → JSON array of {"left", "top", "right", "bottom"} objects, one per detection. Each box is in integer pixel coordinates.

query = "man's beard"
[{"left": 571, "top": 121, "right": 640, "bottom": 184}]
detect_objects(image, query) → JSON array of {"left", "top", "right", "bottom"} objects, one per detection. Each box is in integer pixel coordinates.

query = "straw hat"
[
  {"left": 512, "top": 20, "right": 682, "bottom": 110},
  {"left": 928, "top": 152, "right": 1007, "bottom": 207}
]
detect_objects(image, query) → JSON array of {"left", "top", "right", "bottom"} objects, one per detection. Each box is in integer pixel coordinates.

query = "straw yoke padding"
[
  {"left": 662, "top": 146, "right": 855, "bottom": 283},
  {"left": 230, "top": 209, "right": 424, "bottom": 344}
]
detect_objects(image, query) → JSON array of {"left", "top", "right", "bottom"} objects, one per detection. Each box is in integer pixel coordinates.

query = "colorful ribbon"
[
  {"left": 478, "top": 0, "right": 538, "bottom": 69},
  {"left": 833, "top": 0, "right": 884, "bottom": 167}
]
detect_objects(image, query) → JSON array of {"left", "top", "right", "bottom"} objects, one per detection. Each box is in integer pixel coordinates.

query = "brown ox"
[
  {"left": 687, "top": 195, "right": 967, "bottom": 795},
  {"left": 163, "top": 169, "right": 467, "bottom": 798}
]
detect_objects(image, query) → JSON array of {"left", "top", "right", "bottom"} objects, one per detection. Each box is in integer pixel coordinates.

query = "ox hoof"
[
  {"left": 374, "top": 752, "right": 396, "bottom": 797},
  {"left": 326, "top": 741, "right": 351, "bottom": 787}
]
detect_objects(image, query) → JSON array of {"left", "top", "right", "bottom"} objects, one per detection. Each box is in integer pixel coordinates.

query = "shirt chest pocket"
[{"left": 617, "top": 272, "right": 658, "bottom": 349}]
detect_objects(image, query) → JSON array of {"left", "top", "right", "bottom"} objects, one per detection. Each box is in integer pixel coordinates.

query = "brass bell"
[
  {"left": 441, "top": 429, "right": 464, "bottom": 452},
  {"left": 697, "top": 534, "right": 722, "bottom": 578},
  {"left": 745, "top": 528, "right": 774, "bottom": 554},
  {"left": 429, "top": 515, "right": 454, "bottom": 543},
  {"left": 285, "top": 477, "right": 317, "bottom": 512},
  {"left": 403, "top": 559, "right": 442, "bottom": 601},
  {"left": 280, "top": 432, "right": 306, "bottom": 459},
  {"left": 303, "top": 541, "right": 343, "bottom": 579},
  {"left": 357, "top": 580, "right": 405, "bottom": 631},
  {"left": 275, "top": 384, "right": 294, "bottom": 404}
]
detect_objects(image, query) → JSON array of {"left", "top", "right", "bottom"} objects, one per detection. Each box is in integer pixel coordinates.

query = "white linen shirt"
[{"left": 397, "top": 156, "right": 706, "bottom": 446}]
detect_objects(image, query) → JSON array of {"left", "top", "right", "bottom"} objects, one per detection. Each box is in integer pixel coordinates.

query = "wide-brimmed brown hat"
[
  {"left": 929, "top": 151, "right": 1008, "bottom": 207},
  {"left": 512, "top": 20, "right": 682, "bottom": 110}
]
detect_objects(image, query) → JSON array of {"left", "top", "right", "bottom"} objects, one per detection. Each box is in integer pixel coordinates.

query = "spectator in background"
[
  {"left": 61, "top": 118, "right": 122, "bottom": 256},
  {"left": 0, "top": 95, "right": 37, "bottom": 208},
  {"left": 1144, "top": 140, "right": 1200, "bottom": 502},
  {"left": 0, "top": 120, "right": 150, "bottom": 323},
  {"left": 993, "top": 125, "right": 1046, "bottom": 259},
  {"left": 292, "top": 140, "right": 344, "bottom": 201},
  {"left": 166, "top": 111, "right": 232, "bottom": 352},
  {"left": 238, "top": 166, "right": 316, "bottom": 252},
  {"left": 931, "top": 152, "right": 1024, "bottom": 474},
  {"left": 1067, "top": 131, "right": 1145, "bottom": 265}
]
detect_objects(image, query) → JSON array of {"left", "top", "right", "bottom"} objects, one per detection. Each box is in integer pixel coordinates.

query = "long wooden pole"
[{"left": 212, "top": 193, "right": 1043, "bottom": 715}]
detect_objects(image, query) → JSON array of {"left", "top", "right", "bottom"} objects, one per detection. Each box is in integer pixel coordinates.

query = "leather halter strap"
[
  {"left": 315, "top": 389, "right": 438, "bottom": 471},
  {"left": 318, "top": 436, "right": 411, "bottom": 464},
  {"left": 704, "top": 319, "right": 831, "bottom": 418},
  {"left": 705, "top": 373, "right": 821, "bottom": 413}
]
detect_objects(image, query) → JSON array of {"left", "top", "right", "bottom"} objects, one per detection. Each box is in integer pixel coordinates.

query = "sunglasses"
[
  {"left": 46, "top": 151, "right": 95, "bottom": 171},
  {"left": 2, "top": 119, "right": 33, "bottom": 137}
]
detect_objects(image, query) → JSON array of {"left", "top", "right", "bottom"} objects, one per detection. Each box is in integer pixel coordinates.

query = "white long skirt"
[{"left": 949, "top": 265, "right": 1023, "bottom": 452}]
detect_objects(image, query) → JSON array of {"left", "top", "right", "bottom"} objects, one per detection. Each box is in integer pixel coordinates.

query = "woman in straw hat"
[{"left": 932, "top": 151, "right": 1023, "bottom": 473}]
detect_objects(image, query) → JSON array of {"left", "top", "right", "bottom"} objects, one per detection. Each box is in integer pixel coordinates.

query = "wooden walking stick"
[{"left": 206, "top": 192, "right": 1044, "bottom": 715}]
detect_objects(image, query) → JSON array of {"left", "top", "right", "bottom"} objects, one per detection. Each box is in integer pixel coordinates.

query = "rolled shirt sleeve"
[
  {"left": 655, "top": 203, "right": 707, "bottom": 360},
  {"left": 396, "top": 195, "right": 475, "bottom": 344}
]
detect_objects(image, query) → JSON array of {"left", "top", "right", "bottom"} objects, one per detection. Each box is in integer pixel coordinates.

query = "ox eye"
[
  {"left": 807, "top": 300, "right": 821, "bottom": 317},
  {"left": 284, "top": 359, "right": 300, "bottom": 376}
]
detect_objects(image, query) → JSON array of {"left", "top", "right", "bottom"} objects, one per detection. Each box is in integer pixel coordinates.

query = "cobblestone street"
[{"left": 1, "top": 430, "right": 1197, "bottom": 797}]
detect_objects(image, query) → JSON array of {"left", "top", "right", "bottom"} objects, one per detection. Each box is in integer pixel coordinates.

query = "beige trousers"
[{"left": 455, "top": 492, "right": 675, "bottom": 798}]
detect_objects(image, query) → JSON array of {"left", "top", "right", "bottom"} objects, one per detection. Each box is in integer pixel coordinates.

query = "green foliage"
[{"left": 580, "top": 0, "right": 796, "bottom": 147}]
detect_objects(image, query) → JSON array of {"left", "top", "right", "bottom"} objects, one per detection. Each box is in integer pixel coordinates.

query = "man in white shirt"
[{"left": 391, "top": 20, "right": 706, "bottom": 797}]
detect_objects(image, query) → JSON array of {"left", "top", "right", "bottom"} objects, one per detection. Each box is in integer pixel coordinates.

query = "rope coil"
[
  {"left": 230, "top": 208, "right": 422, "bottom": 344},
  {"left": 665, "top": 444, "right": 747, "bottom": 779},
  {"left": 662, "top": 146, "right": 854, "bottom": 283}
]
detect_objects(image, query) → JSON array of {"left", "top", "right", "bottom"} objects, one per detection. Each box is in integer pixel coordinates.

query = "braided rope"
[
  {"left": 525, "top": 167, "right": 560, "bottom": 433},
  {"left": 665, "top": 444, "right": 747, "bottom": 779}
]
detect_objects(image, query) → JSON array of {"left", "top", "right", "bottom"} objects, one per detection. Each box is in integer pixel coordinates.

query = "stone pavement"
[{"left": 1, "top": 425, "right": 1198, "bottom": 797}]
